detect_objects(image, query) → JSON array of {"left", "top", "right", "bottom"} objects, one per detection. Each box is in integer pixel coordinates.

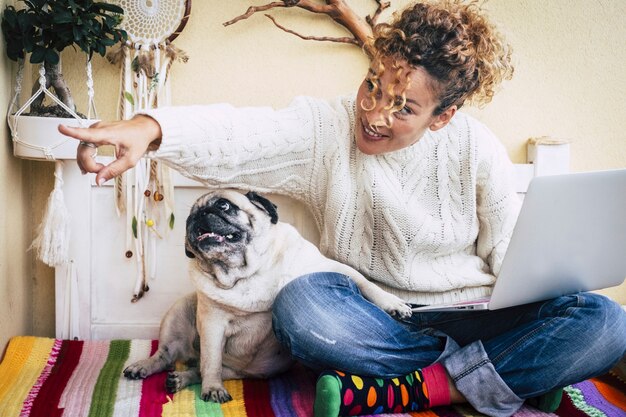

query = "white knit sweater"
[{"left": 145, "top": 95, "right": 521, "bottom": 305}]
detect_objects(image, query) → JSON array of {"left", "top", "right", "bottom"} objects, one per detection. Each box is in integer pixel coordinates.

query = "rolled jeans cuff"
[{"left": 439, "top": 338, "right": 523, "bottom": 417}]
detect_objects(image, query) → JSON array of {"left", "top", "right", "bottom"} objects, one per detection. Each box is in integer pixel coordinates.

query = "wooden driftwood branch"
[
  {"left": 264, "top": 14, "right": 360, "bottom": 45},
  {"left": 224, "top": 0, "right": 391, "bottom": 48}
]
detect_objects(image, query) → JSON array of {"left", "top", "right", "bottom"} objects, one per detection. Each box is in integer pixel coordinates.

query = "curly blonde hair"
[{"left": 365, "top": 0, "right": 513, "bottom": 116}]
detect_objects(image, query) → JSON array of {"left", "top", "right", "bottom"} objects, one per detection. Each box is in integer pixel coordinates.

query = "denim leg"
[
  {"left": 272, "top": 272, "right": 446, "bottom": 376},
  {"left": 423, "top": 293, "right": 626, "bottom": 416},
  {"left": 482, "top": 293, "right": 626, "bottom": 395}
]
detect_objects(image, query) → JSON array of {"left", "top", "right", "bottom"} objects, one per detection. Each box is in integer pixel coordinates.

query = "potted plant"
[{"left": 2, "top": 0, "right": 127, "bottom": 159}]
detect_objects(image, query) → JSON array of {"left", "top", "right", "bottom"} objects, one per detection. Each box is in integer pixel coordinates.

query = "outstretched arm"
[{"left": 60, "top": 96, "right": 338, "bottom": 203}]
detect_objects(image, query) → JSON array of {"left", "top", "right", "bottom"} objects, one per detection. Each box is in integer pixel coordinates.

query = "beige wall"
[
  {"left": 4, "top": 0, "right": 625, "bottom": 343},
  {"left": 0, "top": 0, "right": 33, "bottom": 351}
]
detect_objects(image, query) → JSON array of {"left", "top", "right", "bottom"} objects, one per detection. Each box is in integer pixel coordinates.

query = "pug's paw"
[
  {"left": 388, "top": 301, "right": 413, "bottom": 320},
  {"left": 201, "top": 386, "right": 232, "bottom": 403},
  {"left": 123, "top": 360, "right": 152, "bottom": 380},
  {"left": 165, "top": 368, "right": 200, "bottom": 393},
  {"left": 371, "top": 291, "right": 413, "bottom": 319},
  {"left": 165, "top": 372, "right": 185, "bottom": 394}
]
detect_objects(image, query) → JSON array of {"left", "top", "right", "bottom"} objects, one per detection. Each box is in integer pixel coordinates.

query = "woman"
[{"left": 60, "top": 1, "right": 626, "bottom": 416}]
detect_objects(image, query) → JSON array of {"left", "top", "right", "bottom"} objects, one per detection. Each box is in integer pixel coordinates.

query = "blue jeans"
[{"left": 272, "top": 272, "right": 626, "bottom": 417}]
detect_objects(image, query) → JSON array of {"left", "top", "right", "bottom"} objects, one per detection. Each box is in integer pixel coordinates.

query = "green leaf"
[
  {"left": 2, "top": 7, "right": 17, "bottom": 27},
  {"left": 53, "top": 11, "right": 73, "bottom": 24},
  {"left": 44, "top": 49, "right": 59, "bottom": 65},
  {"left": 132, "top": 216, "right": 138, "bottom": 238},
  {"left": 169, "top": 213, "right": 175, "bottom": 230},
  {"left": 104, "top": 15, "right": 117, "bottom": 29},
  {"left": 72, "top": 25, "right": 82, "bottom": 42},
  {"left": 149, "top": 73, "right": 159, "bottom": 92},
  {"left": 22, "top": 37, "right": 34, "bottom": 53},
  {"left": 123, "top": 91, "right": 135, "bottom": 106},
  {"left": 16, "top": 12, "right": 31, "bottom": 31},
  {"left": 29, "top": 46, "right": 46, "bottom": 63}
]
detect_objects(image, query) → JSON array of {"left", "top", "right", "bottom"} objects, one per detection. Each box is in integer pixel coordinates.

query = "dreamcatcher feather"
[{"left": 107, "top": 0, "right": 191, "bottom": 302}]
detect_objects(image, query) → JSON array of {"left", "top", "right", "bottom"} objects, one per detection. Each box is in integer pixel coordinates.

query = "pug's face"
[{"left": 185, "top": 190, "right": 278, "bottom": 283}]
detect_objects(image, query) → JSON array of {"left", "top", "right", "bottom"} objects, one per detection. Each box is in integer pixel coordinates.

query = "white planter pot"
[{"left": 9, "top": 115, "right": 99, "bottom": 161}]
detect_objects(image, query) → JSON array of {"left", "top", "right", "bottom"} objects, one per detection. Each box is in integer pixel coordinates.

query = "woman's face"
[{"left": 354, "top": 58, "right": 456, "bottom": 155}]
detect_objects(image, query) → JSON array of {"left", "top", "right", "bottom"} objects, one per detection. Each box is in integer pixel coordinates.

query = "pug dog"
[{"left": 124, "top": 190, "right": 412, "bottom": 403}]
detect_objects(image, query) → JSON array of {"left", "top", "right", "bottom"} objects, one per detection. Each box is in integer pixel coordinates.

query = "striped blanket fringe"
[{"left": 0, "top": 337, "right": 624, "bottom": 417}]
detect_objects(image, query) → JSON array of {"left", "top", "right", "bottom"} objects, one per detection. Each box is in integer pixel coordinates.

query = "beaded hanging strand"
[{"left": 106, "top": 0, "right": 191, "bottom": 302}]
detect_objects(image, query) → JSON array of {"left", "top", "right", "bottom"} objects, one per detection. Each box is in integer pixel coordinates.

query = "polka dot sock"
[{"left": 314, "top": 363, "right": 451, "bottom": 417}]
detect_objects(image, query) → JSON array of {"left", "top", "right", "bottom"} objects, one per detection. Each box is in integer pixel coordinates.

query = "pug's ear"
[
  {"left": 245, "top": 191, "right": 279, "bottom": 224},
  {"left": 185, "top": 244, "right": 195, "bottom": 258}
]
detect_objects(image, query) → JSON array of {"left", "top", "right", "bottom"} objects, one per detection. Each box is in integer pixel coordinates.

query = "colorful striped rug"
[{"left": 0, "top": 337, "right": 624, "bottom": 417}]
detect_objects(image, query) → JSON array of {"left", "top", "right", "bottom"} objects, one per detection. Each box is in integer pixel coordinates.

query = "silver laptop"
[{"left": 412, "top": 168, "right": 626, "bottom": 312}]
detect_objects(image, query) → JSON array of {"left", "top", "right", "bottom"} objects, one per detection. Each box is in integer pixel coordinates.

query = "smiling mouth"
[{"left": 361, "top": 121, "right": 387, "bottom": 140}]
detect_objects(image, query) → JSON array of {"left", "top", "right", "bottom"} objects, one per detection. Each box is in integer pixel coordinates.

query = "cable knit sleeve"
[
  {"left": 140, "top": 96, "right": 323, "bottom": 201},
  {"left": 474, "top": 123, "right": 522, "bottom": 277}
]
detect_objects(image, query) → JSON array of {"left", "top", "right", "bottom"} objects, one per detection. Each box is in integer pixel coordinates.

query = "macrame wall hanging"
[
  {"left": 106, "top": 0, "right": 191, "bottom": 302},
  {"left": 8, "top": 59, "right": 98, "bottom": 267}
]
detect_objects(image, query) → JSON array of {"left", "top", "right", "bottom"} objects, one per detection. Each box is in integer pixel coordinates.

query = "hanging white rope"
[
  {"left": 85, "top": 59, "right": 98, "bottom": 120},
  {"left": 61, "top": 261, "right": 80, "bottom": 339},
  {"left": 30, "top": 161, "right": 70, "bottom": 266},
  {"left": 6, "top": 58, "right": 25, "bottom": 130}
]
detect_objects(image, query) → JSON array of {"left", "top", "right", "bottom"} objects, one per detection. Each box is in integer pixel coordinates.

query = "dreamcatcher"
[{"left": 106, "top": 0, "right": 191, "bottom": 302}]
